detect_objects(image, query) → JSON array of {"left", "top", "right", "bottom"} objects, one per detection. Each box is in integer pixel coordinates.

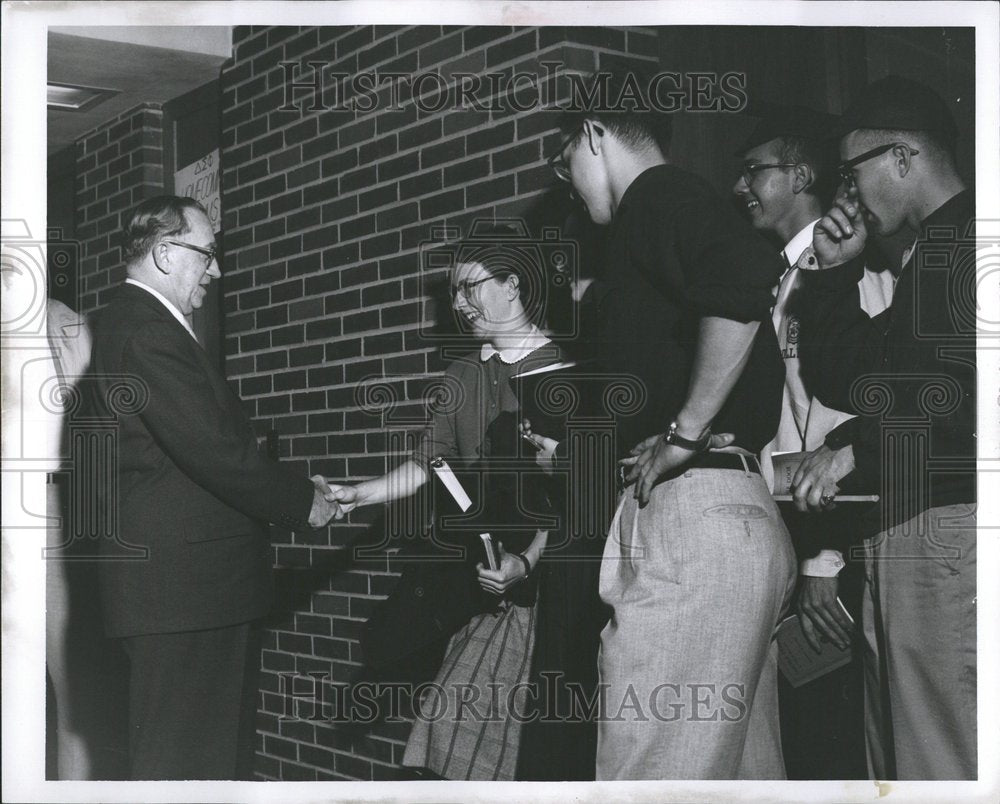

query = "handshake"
[{"left": 307, "top": 475, "right": 360, "bottom": 529}]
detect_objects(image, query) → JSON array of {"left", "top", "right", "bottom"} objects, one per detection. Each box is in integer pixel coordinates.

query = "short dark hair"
[
  {"left": 453, "top": 224, "right": 529, "bottom": 292},
  {"left": 835, "top": 75, "right": 958, "bottom": 157},
  {"left": 557, "top": 67, "right": 672, "bottom": 155},
  {"left": 449, "top": 224, "right": 546, "bottom": 322},
  {"left": 776, "top": 135, "right": 838, "bottom": 206},
  {"left": 122, "top": 195, "right": 207, "bottom": 266},
  {"left": 852, "top": 127, "right": 957, "bottom": 165}
]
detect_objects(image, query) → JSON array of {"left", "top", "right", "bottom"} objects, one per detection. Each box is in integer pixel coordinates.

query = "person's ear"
[
  {"left": 892, "top": 143, "right": 915, "bottom": 178},
  {"left": 791, "top": 163, "right": 814, "bottom": 195},
  {"left": 506, "top": 274, "right": 520, "bottom": 299},
  {"left": 151, "top": 242, "right": 171, "bottom": 274},
  {"left": 583, "top": 119, "right": 604, "bottom": 155}
]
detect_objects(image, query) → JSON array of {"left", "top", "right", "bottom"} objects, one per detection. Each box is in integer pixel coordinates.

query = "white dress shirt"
[{"left": 761, "top": 223, "right": 894, "bottom": 577}]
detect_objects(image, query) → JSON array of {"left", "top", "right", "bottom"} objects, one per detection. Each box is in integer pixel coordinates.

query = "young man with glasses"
[
  {"left": 733, "top": 108, "right": 894, "bottom": 777},
  {"left": 548, "top": 69, "right": 795, "bottom": 779},
  {"left": 793, "top": 76, "right": 976, "bottom": 780},
  {"left": 87, "top": 195, "right": 345, "bottom": 779}
]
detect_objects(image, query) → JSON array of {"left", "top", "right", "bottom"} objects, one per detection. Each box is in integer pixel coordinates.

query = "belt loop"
[{"left": 738, "top": 453, "right": 751, "bottom": 477}]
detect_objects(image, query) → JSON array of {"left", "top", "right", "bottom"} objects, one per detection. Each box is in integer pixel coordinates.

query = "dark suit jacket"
[{"left": 90, "top": 282, "right": 314, "bottom": 638}]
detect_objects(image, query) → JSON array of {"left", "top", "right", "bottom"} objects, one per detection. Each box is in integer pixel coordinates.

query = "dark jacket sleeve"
[
  {"left": 797, "top": 256, "right": 888, "bottom": 412},
  {"left": 122, "top": 322, "right": 315, "bottom": 526},
  {"left": 822, "top": 416, "right": 880, "bottom": 492},
  {"left": 797, "top": 256, "right": 889, "bottom": 492}
]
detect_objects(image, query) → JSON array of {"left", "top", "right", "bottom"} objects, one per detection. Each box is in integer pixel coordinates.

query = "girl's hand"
[{"left": 476, "top": 541, "right": 530, "bottom": 595}]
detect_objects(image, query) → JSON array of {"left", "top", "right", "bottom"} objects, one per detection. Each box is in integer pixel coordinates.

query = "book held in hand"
[
  {"left": 770, "top": 450, "right": 879, "bottom": 502},
  {"left": 479, "top": 533, "right": 500, "bottom": 571}
]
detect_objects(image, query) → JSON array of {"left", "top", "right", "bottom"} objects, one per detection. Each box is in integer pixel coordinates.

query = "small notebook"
[{"left": 776, "top": 597, "right": 854, "bottom": 687}]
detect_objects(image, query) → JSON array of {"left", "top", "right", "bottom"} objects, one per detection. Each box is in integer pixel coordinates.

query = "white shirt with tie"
[{"left": 763, "top": 221, "right": 894, "bottom": 577}]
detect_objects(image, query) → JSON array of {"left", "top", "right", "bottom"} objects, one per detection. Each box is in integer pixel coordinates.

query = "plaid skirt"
[{"left": 401, "top": 600, "right": 537, "bottom": 780}]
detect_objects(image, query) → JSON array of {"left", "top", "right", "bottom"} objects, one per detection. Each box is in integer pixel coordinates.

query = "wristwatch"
[
  {"left": 662, "top": 420, "right": 712, "bottom": 453},
  {"left": 823, "top": 422, "right": 855, "bottom": 451},
  {"left": 515, "top": 553, "right": 532, "bottom": 582}
]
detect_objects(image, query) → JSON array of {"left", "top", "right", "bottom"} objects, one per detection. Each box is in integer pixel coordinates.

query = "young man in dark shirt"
[
  {"left": 793, "top": 76, "right": 976, "bottom": 780},
  {"left": 548, "top": 69, "right": 795, "bottom": 779}
]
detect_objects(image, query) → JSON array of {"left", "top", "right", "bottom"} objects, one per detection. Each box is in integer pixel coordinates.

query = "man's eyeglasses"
[
  {"left": 546, "top": 122, "right": 603, "bottom": 183},
  {"left": 451, "top": 275, "right": 498, "bottom": 300},
  {"left": 740, "top": 162, "right": 799, "bottom": 187},
  {"left": 837, "top": 142, "right": 919, "bottom": 186},
  {"left": 162, "top": 239, "right": 219, "bottom": 267}
]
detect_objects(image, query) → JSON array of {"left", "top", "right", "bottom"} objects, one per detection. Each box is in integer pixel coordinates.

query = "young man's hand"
[
  {"left": 791, "top": 444, "right": 855, "bottom": 512},
  {"left": 797, "top": 576, "right": 852, "bottom": 652},
  {"left": 621, "top": 431, "right": 735, "bottom": 506},
  {"left": 812, "top": 188, "right": 868, "bottom": 269}
]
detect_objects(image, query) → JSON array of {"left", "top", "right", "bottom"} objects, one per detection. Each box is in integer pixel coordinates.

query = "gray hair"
[{"left": 121, "top": 195, "right": 207, "bottom": 266}]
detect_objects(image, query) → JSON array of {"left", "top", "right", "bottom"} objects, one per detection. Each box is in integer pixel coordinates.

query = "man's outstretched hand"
[
  {"left": 322, "top": 481, "right": 359, "bottom": 515},
  {"left": 307, "top": 475, "right": 355, "bottom": 527}
]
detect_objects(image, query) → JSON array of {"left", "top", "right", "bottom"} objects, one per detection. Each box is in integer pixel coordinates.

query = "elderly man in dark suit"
[{"left": 89, "top": 195, "right": 343, "bottom": 780}]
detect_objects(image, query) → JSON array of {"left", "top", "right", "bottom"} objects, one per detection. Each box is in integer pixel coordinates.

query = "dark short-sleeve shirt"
[{"left": 595, "top": 164, "right": 786, "bottom": 455}]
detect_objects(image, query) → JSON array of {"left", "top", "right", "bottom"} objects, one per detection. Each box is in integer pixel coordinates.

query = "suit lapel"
[{"left": 121, "top": 284, "right": 251, "bottom": 429}]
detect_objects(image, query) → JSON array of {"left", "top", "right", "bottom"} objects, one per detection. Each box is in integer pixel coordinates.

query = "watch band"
[
  {"left": 662, "top": 420, "right": 712, "bottom": 452},
  {"left": 824, "top": 429, "right": 853, "bottom": 451},
  {"left": 515, "top": 553, "right": 532, "bottom": 581}
]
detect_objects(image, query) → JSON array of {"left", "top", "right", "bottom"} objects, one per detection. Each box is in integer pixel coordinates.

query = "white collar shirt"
[
  {"left": 125, "top": 278, "right": 198, "bottom": 341},
  {"left": 479, "top": 325, "right": 550, "bottom": 364}
]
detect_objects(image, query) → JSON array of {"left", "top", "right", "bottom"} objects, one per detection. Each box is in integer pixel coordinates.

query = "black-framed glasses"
[
  {"left": 162, "top": 239, "right": 218, "bottom": 266},
  {"left": 740, "top": 162, "right": 799, "bottom": 186},
  {"left": 837, "top": 142, "right": 919, "bottom": 186},
  {"left": 546, "top": 122, "right": 603, "bottom": 183},
  {"left": 451, "top": 275, "right": 498, "bottom": 300}
]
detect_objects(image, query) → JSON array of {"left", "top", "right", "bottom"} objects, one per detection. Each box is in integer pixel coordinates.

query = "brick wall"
[
  {"left": 219, "top": 24, "right": 656, "bottom": 781},
  {"left": 74, "top": 104, "right": 165, "bottom": 315}
]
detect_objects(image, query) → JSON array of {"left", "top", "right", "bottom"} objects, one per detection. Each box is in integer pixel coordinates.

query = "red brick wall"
[
  {"left": 74, "top": 104, "right": 165, "bottom": 315},
  {"left": 219, "top": 24, "right": 656, "bottom": 781}
]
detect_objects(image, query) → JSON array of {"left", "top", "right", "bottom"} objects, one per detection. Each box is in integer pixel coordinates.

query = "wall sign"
[{"left": 174, "top": 149, "right": 221, "bottom": 233}]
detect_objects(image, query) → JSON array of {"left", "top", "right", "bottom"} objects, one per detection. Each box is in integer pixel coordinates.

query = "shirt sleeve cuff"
[
  {"left": 801, "top": 549, "right": 845, "bottom": 577},
  {"left": 798, "top": 256, "right": 865, "bottom": 289}
]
